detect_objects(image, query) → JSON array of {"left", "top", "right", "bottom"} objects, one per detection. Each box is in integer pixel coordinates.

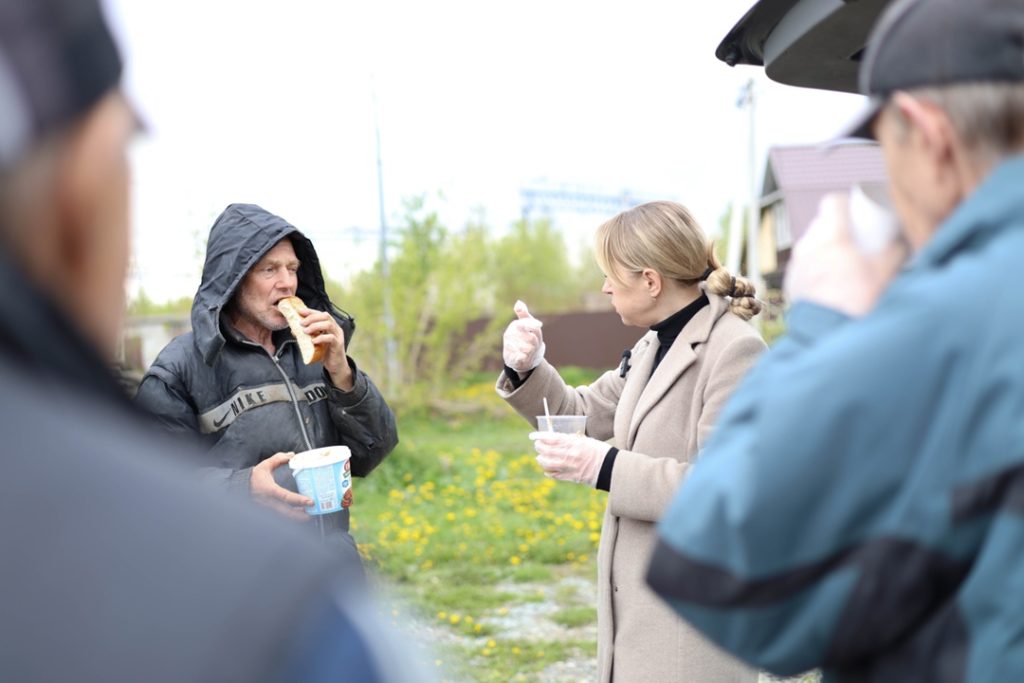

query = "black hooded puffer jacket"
[{"left": 135, "top": 204, "right": 398, "bottom": 527}]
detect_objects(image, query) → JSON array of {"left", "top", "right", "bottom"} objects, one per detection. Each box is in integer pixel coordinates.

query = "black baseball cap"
[
  {"left": 841, "top": 0, "right": 1024, "bottom": 140},
  {"left": 0, "top": 0, "right": 122, "bottom": 170}
]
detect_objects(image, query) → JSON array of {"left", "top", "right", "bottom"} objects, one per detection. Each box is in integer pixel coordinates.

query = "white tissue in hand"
[{"left": 848, "top": 184, "right": 899, "bottom": 253}]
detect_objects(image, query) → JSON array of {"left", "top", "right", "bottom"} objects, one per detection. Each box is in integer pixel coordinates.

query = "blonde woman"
[{"left": 497, "top": 201, "right": 766, "bottom": 683}]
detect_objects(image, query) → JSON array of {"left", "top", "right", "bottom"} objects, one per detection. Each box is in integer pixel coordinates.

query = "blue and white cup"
[{"left": 288, "top": 446, "right": 352, "bottom": 516}]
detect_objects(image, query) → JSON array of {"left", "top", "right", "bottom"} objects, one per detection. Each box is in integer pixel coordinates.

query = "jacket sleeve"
[
  {"left": 324, "top": 359, "right": 398, "bottom": 477},
  {"left": 607, "top": 333, "right": 766, "bottom": 523},
  {"left": 495, "top": 359, "right": 624, "bottom": 441},
  {"left": 647, "top": 301, "right": 953, "bottom": 675},
  {"left": 134, "top": 364, "right": 253, "bottom": 496}
]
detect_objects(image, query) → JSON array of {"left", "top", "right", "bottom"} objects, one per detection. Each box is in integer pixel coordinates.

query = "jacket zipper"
[
  {"left": 270, "top": 344, "right": 329, "bottom": 543},
  {"left": 268, "top": 345, "right": 314, "bottom": 451}
]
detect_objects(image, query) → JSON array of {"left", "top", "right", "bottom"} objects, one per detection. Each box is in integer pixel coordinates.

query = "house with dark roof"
[{"left": 757, "top": 142, "right": 888, "bottom": 287}]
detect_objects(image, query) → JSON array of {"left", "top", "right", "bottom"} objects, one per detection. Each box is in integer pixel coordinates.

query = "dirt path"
[
  {"left": 379, "top": 573, "right": 597, "bottom": 682},
  {"left": 380, "top": 573, "right": 818, "bottom": 682}
]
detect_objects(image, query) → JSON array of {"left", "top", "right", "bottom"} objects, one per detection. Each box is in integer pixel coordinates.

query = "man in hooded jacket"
[{"left": 135, "top": 203, "right": 398, "bottom": 553}]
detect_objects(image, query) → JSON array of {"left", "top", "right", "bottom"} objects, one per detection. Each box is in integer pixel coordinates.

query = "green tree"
[
  {"left": 490, "top": 218, "right": 583, "bottom": 315},
  {"left": 329, "top": 199, "right": 500, "bottom": 401},
  {"left": 127, "top": 288, "right": 192, "bottom": 316},
  {"left": 328, "top": 198, "right": 606, "bottom": 405}
]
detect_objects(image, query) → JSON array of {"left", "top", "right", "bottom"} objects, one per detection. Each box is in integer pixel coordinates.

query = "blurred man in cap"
[
  {"left": 0, "top": 0, "right": 427, "bottom": 680},
  {"left": 647, "top": 0, "right": 1024, "bottom": 680}
]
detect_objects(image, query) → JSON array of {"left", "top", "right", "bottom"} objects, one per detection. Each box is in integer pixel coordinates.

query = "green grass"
[
  {"left": 434, "top": 638, "right": 598, "bottom": 683},
  {"left": 356, "top": 366, "right": 819, "bottom": 682},
  {"left": 507, "top": 564, "right": 554, "bottom": 583},
  {"left": 445, "top": 639, "right": 597, "bottom": 683},
  {"left": 353, "top": 369, "right": 604, "bottom": 681},
  {"left": 551, "top": 606, "right": 598, "bottom": 628}
]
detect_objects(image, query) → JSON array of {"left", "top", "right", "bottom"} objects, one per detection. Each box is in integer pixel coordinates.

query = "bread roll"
[{"left": 277, "top": 296, "right": 325, "bottom": 364}]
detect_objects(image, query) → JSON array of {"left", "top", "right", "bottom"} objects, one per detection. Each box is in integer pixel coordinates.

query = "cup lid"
[{"left": 289, "top": 446, "right": 351, "bottom": 470}]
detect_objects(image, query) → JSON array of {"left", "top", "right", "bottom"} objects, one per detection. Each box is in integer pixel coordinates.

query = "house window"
[{"left": 773, "top": 202, "right": 791, "bottom": 251}]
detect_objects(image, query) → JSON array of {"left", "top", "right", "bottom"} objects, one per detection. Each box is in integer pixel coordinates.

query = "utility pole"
[
  {"left": 736, "top": 79, "right": 763, "bottom": 297},
  {"left": 724, "top": 197, "right": 743, "bottom": 275},
  {"left": 371, "top": 79, "right": 398, "bottom": 391}
]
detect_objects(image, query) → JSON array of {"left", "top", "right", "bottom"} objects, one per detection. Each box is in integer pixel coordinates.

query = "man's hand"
[
  {"left": 298, "top": 306, "right": 354, "bottom": 390},
  {"left": 251, "top": 452, "right": 314, "bottom": 521},
  {"left": 784, "top": 193, "right": 908, "bottom": 317}
]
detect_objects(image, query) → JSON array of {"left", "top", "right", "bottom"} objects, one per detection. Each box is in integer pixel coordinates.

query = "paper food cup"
[{"left": 288, "top": 446, "right": 352, "bottom": 516}]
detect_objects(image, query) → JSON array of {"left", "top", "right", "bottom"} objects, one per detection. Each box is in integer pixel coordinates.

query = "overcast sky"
[{"left": 104, "top": 0, "right": 866, "bottom": 303}]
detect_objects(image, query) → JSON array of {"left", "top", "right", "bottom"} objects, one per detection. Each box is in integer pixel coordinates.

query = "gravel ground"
[{"left": 380, "top": 575, "right": 818, "bottom": 683}]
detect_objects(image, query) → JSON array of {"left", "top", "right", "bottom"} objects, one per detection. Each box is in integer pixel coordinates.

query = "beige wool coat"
[{"left": 498, "top": 291, "right": 766, "bottom": 683}]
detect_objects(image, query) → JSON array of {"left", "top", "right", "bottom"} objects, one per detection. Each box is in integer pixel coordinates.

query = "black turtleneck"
[
  {"left": 595, "top": 292, "right": 709, "bottom": 492},
  {"left": 649, "top": 293, "right": 709, "bottom": 375}
]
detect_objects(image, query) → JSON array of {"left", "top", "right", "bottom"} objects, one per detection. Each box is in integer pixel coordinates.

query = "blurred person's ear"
[
  {"left": 887, "top": 92, "right": 971, "bottom": 241},
  {"left": 52, "top": 91, "right": 135, "bottom": 359},
  {"left": 890, "top": 93, "right": 953, "bottom": 156}
]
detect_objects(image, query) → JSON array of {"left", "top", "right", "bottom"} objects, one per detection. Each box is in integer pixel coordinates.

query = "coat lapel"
[
  {"left": 626, "top": 290, "right": 730, "bottom": 447},
  {"left": 615, "top": 334, "right": 654, "bottom": 448}
]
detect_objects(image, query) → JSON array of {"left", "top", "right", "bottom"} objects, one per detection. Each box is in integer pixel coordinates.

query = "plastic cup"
[
  {"left": 288, "top": 446, "right": 352, "bottom": 516},
  {"left": 535, "top": 415, "right": 587, "bottom": 436}
]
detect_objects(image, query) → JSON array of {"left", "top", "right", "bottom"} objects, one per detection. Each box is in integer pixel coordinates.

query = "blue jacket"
[{"left": 648, "top": 156, "right": 1024, "bottom": 682}]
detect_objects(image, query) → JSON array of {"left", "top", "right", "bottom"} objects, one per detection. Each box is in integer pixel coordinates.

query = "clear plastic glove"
[
  {"left": 529, "top": 432, "right": 608, "bottom": 487},
  {"left": 502, "top": 300, "right": 546, "bottom": 372},
  {"left": 784, "top": 193, "right": 908, "bottom": 317}
]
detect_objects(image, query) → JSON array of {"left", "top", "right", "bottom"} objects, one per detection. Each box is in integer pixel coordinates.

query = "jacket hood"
[{"left": 192, "top": 203, "right": 351, "bottom": 366}]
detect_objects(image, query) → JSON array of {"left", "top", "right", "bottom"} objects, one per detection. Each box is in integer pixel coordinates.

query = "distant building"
[
  {"left": 120, "top": 313, "right": 190, "bottom": 373},
  {"left": 757, "top": 142, "right": 888, "bottom": 287}
]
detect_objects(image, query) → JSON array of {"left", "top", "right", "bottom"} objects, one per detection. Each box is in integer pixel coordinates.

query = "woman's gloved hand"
[
  {"left": 529, "top": 432, "right": 609, "bottom": 487},
  {"left": 502, "top": 300, "right": 546, "bottom": 372}
]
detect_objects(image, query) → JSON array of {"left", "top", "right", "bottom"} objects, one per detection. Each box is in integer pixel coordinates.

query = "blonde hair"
[{"left": 594, "top": 201, "right": 760, "bottom": 320}]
